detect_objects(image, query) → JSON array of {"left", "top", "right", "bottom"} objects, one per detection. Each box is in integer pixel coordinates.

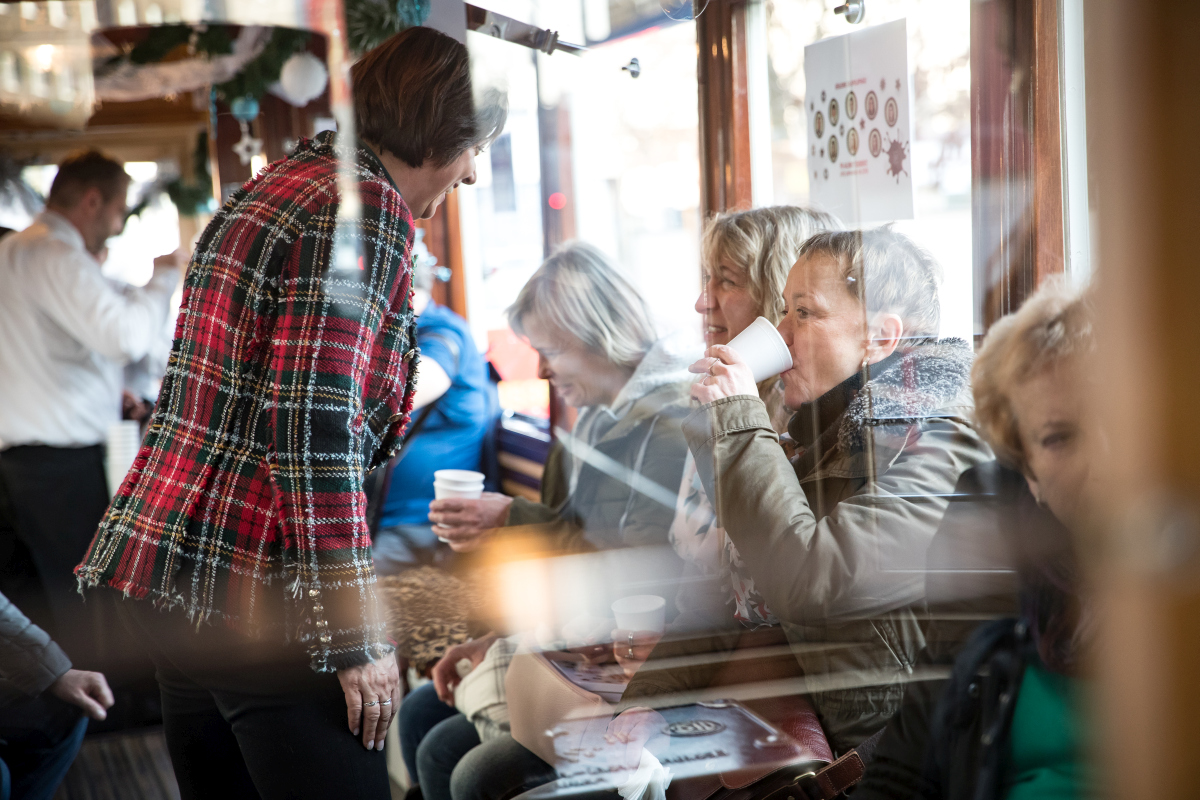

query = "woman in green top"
[{"left": 854, "top": 277, "right": 1096, "bottom": 800}]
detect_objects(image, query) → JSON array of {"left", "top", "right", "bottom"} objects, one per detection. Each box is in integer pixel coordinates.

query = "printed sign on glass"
[{"left": 804, "top": 19, "right": 914, "bottom": 224}]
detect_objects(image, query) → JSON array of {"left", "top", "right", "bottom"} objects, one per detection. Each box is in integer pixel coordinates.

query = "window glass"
[
  {"left": 763, "top": 0, "right": 973, "bottom": 339},
  {"left": 458, "top": 5, "right": 701, "bottom": 348},
  {"left": 459, "top": 25, "right": 546, "bottom": 345}
]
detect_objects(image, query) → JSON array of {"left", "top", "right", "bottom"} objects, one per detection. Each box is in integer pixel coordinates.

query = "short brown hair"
[
  {"left": 351, "top": 26, "right": 506, "bottom": 168},
  {"left": 972, "top": 278, "right": 1094, "bottom": 472},
  {"left": 47, "top": 150, "right": 128, "bottom": 209}
]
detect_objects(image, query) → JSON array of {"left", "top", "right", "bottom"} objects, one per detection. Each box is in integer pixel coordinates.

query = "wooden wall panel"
[{"left": 1089, "top": 1, "right": 1200, "bottom": 796}]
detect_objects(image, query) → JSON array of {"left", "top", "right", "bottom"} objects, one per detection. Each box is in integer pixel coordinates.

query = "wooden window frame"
[
  {"left": 696, "top": 0, "right": 1069, "bottom": 334},
  {"left": 698, "top": 0, "right": 754, "bottom": 217}
]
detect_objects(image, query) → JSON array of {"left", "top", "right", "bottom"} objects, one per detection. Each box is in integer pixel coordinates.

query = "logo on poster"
[{"left": 885, "top": 97, "right": 899, "bottom": 127}]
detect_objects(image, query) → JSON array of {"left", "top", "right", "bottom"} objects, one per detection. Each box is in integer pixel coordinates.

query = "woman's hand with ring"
[
  {"left": 611, "top": 629, "right": 663, "bottom": 678},
  {"left": 337, "top": 651, "right": 401, "bottom": 751},
  {"left": 688, "top": 345, "right": 758, "bottom": 405}
]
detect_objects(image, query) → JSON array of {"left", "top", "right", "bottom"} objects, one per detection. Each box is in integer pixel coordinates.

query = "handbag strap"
[
  {"left": 367, "top": 398, "right": 442, "bottom": 537},
  {"left": 754, "top": 750, "right": 867, "bottom": 800}
]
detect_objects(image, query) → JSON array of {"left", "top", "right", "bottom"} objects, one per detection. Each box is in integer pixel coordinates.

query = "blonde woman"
[{"left": 671, "top": 206, "right": 838, "bottom": 628}]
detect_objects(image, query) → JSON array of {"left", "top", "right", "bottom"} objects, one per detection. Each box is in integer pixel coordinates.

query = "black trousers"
[
  {"left": 119, "top": 598, "right": 391, "bottom": 800},
  {"left": 0, "top": 445, "right": 109, "bottom": 666}
]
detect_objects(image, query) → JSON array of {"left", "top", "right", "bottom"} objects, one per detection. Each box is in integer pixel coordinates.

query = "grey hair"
[
  {"left": 507, "top": 241, "right": 657, "bottom": 370},
  {"left": 798, "top": 226, "right": 943, "bottom": 340},
  {"left": 702, "top": 206, "right": 841, "bottom": 325}
]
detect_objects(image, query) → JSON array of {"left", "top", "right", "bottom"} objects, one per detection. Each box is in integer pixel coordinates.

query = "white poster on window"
[{"left": 804, "top": 19, "right": 914, "bottom": 225}]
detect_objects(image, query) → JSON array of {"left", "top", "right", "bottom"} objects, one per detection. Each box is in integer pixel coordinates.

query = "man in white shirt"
[{"left": 0, "top": 150, "right": 181, "bottom": 664}]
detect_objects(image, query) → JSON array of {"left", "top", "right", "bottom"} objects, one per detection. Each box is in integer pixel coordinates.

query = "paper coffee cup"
[
  {"left": 724, "top": 316, "right": 793, "bottom": 382},
  {"left": 433, "top": 481, "right": 483, "bottom": 500},
  {"left": 612, "top": 595, "right": 666, "bottom": 634},
  {"left": 434, "top": 469, "right": 486, "bottom": 487}
]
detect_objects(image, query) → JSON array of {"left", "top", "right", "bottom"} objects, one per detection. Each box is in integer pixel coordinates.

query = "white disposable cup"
[
  {"left": 612, "top": 595, "right": 666, "bottom": 634},
  {"left": 433, "top": 481, "right": 483, "bottom": 500},
  {"left": 436, "top": 470, "right": 487, "bottom": 482},
  {"left": 724, "top": 316, "right": 793, "bottom": 382},
  {"left": 434, "top": 469, "right": 486, "bottom": 488}
]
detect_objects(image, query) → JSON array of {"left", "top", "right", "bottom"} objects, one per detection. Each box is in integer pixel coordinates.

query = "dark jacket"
[
  {"left": 923, "top": 462, "right": 1027, "bottom": 663},
  {"left": 0, "top": 592, "right": 72, "bottom": 706},
  {"left": 853, "top": 618, "right": 1034, "bottom": 800}
]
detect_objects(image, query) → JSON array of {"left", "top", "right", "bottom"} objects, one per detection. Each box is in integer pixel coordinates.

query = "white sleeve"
[{"left": 32, "top": 243, "right": 179, "bottom": 366}]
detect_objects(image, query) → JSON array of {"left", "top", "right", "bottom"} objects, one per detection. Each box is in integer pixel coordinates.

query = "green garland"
[
  {"left": 345, "top": 0, "right": 428, "bottom": 54},
  {"left": 98, "top": 25, "right": 309, "bottom": 105},
  {"left": 127, "top": 131, "right": 215, "bottom": 219},
  {"left": 165, "top": 131, "right": 216, "bottom": 216},
  {"left": 215, "top": 28, "right": 310, "bottom": 102}
]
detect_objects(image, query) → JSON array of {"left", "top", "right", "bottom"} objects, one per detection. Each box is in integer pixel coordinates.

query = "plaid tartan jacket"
[{"left": 77, "top": 132, "right": 418, "bottom": 672}]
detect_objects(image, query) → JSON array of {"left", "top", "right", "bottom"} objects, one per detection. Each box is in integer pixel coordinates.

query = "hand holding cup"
[
  {"left": 689, "top": 316, "right": 792, "bottom": 405},
  {"left": 428, "top": 488, "right": 512, "bottom": 553},
  {"left": 611, "top": 595, "right": 665, "bottom": 677}
]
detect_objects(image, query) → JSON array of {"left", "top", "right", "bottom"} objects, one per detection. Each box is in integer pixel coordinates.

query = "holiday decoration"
[
  {"left": 230, "top": 95, "right": 263, "bottom": 166},
  {"left": 93, "top": 26, "right": 270, "bottom": 103},
  {"left": 275, "top": 51, "right": 327, "bottom": 107},
  {"left": 345, "top": 0, "right": 429, "bottom": 54},
  {"left": 95, "top": 24, "right": 308, "bottom": 106}
]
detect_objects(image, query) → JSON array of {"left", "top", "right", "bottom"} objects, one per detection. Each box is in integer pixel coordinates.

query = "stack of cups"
[
  {"left": 432, "top": 470, "right": 486, "bottom": 544},
  {"left": 105, "top": 420, "right": 141, "bottom": 498}
]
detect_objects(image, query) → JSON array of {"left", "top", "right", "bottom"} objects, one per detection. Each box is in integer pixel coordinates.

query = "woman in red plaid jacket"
[{"left": 75, "top": 28, "right": 504, "bottom": 799}]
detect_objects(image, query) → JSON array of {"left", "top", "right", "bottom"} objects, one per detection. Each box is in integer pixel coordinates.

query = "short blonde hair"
[
  {"left": 972, "top": 278, "right": 1094, "bottom": 471},
  {"left": 507, "top": 241, "right": 656, "bottom": 371},
  {"left": 702, "top": 206, "right": 841, "bottom": 325}
]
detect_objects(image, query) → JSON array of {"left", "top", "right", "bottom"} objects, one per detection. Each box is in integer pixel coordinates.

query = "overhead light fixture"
[{"left": 0, "top": 1, "right": 96, "bottom": 128}]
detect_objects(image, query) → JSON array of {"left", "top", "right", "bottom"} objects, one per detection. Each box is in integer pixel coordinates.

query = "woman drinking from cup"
[
  {"left": 671, "top": 205, "right": 837, "bottom": 629},
  {"left": 685, "top": 227, "right": 993, "bottom": 754}
]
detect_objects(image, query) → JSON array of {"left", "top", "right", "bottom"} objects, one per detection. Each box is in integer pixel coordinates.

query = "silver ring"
[
  {"left": 363, "top": 700, "right": 378, "bottom": 707},
  {"left": 381, "top": 698, "right": 393, "bottom": 706}
]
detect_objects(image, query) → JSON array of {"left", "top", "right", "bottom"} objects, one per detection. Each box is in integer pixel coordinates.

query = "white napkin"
[{"left": 617, "top": 748, "right": 673, "bottom": 800}]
